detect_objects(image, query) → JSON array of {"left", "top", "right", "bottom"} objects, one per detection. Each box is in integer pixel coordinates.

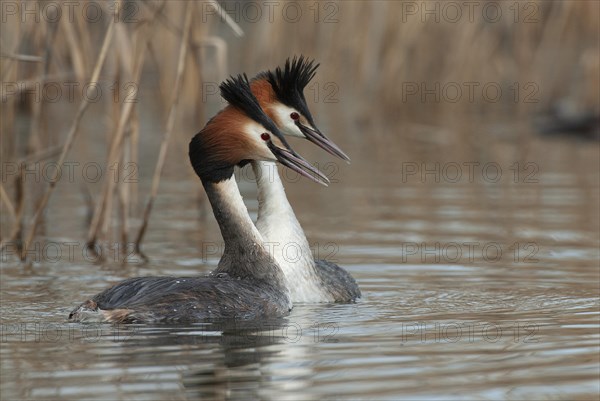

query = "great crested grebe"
[
  {"left": 247, "top": 56, "right": 361, "bottom": 302},
  {"left": 68, "top": 75, "right": 327, "bottom": 324}
]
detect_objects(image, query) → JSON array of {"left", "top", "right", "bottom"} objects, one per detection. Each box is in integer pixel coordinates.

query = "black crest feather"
[
  {"left": 219, "top": 74, "right": 289, "bottom": 147},
  {"left": 273, "top": 55, "right": 319, "bottom": 94},
  {"left": 258, "top": 56, "right": 320, "bottom": 126}
]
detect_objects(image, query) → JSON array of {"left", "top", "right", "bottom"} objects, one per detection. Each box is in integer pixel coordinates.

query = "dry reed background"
[{"left": 0, "top": 0, "right": 598, "bottom": 263}]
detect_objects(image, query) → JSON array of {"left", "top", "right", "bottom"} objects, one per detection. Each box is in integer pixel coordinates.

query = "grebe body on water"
[
  {"left": 247, "top": 57, "right": 360, "bottom": 303},
  {"left": 69, "top": 75, "right": 326, "bottom": 323}
]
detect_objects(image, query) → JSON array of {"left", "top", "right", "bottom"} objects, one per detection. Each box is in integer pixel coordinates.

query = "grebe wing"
[
  {"left": 314, "top": 259, "right": 361, "bottom": 301},
  {"left": 70, "top": 276, "right": 290, "bottom": 323}
]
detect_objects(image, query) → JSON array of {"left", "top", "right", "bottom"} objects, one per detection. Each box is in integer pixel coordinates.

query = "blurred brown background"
[{"left": 1, "top": 0, "right": 598, "bottom": 257}]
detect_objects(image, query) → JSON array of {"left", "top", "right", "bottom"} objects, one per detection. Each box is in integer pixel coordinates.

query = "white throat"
[{"left": 252, "top": 160, "right": 334, "bottom": 302}]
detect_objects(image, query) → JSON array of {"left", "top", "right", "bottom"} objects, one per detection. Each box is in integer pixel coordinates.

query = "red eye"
[
  {"left": 290, "top": 112, "right": 300, "bottom": 120},
  {"left": 261, "top": 133, "right": 270, "bottom": 141}
]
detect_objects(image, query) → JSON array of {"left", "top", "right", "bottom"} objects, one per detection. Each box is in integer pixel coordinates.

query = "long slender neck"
[
  {"left": 201, "top": 173, "right": 286, "bottom": 284},
  {"left": 252, "top": 161, "right": 332, "bottom": 302},
  {"left": 252, "top": 161, "right": 311, "bottom": 250}
]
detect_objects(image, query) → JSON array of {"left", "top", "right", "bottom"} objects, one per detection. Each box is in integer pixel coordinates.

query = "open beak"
[
  {"left": 297, "top": 122, "right": 351, "bottom": 163},
  {"left": 268, "top": 142, "right": 330, "bottom": 186}
]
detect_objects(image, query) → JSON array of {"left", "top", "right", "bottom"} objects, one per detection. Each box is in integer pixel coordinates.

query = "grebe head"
[
  {"left": 189, "top": 74, "right": 329, "bottom": 185},
  {"left": 252, "top": 56, "right": 350, "bottom": 162}
]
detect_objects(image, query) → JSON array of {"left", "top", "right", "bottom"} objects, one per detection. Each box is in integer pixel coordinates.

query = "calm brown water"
[{"left": 1, "top": 119, "right": 599, "bottom": 400}]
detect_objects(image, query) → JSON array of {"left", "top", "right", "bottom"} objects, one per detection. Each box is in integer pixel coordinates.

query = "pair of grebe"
[{"left": 69, "top": 57, "right": 360, "bottom": 323}]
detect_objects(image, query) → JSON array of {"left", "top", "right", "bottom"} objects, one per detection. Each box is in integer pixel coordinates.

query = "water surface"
[{"left": 1, "top": 121, "right": 599, "bottom": 400}]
